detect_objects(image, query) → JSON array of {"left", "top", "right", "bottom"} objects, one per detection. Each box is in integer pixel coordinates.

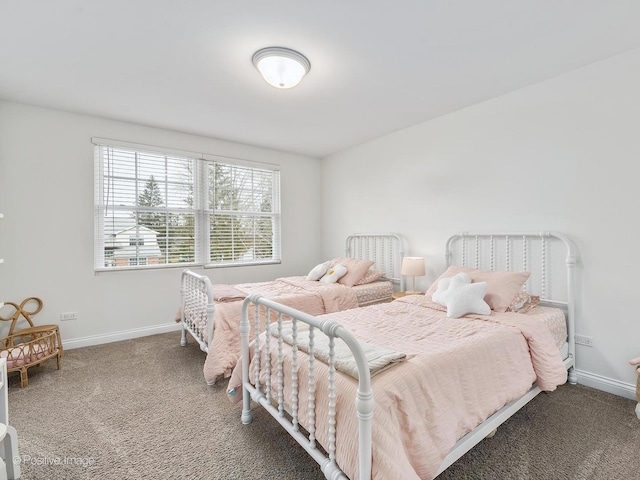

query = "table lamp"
[{"left": 401, "top": 257, "right": 425, "bottom": 293}]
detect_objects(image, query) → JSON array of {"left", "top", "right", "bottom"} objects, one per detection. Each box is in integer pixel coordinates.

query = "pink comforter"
[
  {"left": 228, "top": 294, "right": 567, "bottom": 479},
  {"left": 203, "top": 276, "right": 358, "bottom": 383}
]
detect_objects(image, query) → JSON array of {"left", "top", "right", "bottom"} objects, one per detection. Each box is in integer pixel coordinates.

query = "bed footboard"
[
  {"left": 180, "top": 269, "right": 215, "bottom": 353},
  {"left": 239, "top": 294, "right": 373, "bottom": 480}
]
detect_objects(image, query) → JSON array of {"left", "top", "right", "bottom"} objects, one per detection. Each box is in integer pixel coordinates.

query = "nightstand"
[{"left": 391, "top": 291, "right": 423, "bottom": 300}]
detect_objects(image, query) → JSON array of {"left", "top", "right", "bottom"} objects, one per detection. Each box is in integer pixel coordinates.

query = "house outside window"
[
  {"left": 129, "top": 236, "right": 144, "bottom": 246},
  {"left": 94, "top": 139, "right": 281, "bottom": 271}
]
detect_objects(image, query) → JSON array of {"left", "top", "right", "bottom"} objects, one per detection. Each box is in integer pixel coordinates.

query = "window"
[
  {"left": 94, "top": 140, "right": 281, "bottom": 271},
  {"left": 129, "top": 236, "right": 144, "bottom": 246}
]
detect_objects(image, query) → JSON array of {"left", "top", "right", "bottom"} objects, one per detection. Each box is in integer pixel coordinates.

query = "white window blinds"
[
  {"left": 208, "top": 162, "right": 281, "bottom": 264},
  {"left": 94, "top": 141, "right": 281, "bottom": 271}
]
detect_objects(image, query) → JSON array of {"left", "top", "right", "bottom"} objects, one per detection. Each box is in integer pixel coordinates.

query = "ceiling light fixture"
[{"left": 252, "top": 47, "right": 311, "bottom": 89}]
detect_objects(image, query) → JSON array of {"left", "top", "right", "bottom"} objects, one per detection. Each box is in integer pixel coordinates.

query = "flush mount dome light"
[{"left": 252, "top": 47, "right": 311, "bottom": 89}]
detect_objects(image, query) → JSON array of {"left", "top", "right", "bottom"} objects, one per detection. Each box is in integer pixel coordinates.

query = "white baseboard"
[
  {"left": 62, "top": 322, "right": 182, "bottom": 350},
  {"left": 575, "top": 369, "right": 636, "bottom": 401}
]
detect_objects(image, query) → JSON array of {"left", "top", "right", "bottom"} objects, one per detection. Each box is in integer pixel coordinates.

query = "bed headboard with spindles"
[
  {"left": 445, "top": 231, "right": 579, "bottom": 382},
  {"left": 345, "top": 233, "right": 405, "bottom": 291}
]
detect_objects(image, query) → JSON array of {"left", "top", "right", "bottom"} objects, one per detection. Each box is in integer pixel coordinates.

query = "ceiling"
[{"left": 2, "top": 1, "right": 640, "bottom": 158}]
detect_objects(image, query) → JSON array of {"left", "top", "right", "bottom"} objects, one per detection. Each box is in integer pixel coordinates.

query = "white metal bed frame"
[
  {"left": 237, "top": 231, "right": 579, "bottom": 479},
  {"left": 345, "top": 233, "right": 405, "bottom": 293},
  {"left": 0, "top": 358, "right": 21, "bottom": 480},
  {"left": 179, "top": 233, "right": 405, "bottom": 354},
  {"left": 179, "top": 269, "right": 215, "bottom": 352}
]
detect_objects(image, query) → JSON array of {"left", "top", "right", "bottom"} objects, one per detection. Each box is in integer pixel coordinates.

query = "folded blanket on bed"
[
  {"left": 175, "top": 284, "right": 247, "bottom": 324},
  {"left": 269, "top": 321, "right": 406, "bottom": 379},
  {"left": 212, "top": 284, "right": 247, "bottom": 302}
]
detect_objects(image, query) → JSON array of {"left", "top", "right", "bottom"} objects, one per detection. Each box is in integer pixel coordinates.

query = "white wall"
[
  {"left": 321, "top": 48, "right": 640, "bottom": 399},
  {"left": 0, "top": 102, "right": 322, "bottom": 347}
]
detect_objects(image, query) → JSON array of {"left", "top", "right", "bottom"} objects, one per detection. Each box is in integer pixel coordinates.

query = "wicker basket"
[
  {"left": 0, "top": 297, "right": 63, "bottom": 387},
  {"left": 1, "top": 326, "right": 62, "bottom": 387}
]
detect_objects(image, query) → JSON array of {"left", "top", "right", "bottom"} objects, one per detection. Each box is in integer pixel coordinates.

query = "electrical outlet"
[
  {"left": 575, "top": 334, "right": 593, "bottom": 347},
  {"left": 60, "top": 311, "right": 78, "bottom": 321}
]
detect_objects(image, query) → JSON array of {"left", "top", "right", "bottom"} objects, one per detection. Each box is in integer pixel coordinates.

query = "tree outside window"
[{"left": 94, "top": 143, "right": 280, "bottom": 270}]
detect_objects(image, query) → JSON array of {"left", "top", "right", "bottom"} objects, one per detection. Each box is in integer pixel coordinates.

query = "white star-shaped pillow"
[{"left": 432, "top": 272, "right": 491, "bottom": 319}]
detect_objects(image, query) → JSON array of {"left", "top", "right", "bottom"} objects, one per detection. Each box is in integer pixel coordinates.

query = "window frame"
[{"left": 93, "top": 138, "right": 281, "bottom": 272}]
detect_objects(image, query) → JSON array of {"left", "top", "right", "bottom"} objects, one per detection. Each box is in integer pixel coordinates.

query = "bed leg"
[
  {"left": 241, "top": 399, "right": 253, "bottom": 425},
  {"left": 180, "top": 327, "right": 187, "bottom": 347},
  {"left": 567, "top": 366, "right": 577, "bottom": 385},
  {"left": 240, "top": 380, "right": 252, "bottom": 424},
  {"left": 485, "top": 428, "right": 497, "bottom": 439}
]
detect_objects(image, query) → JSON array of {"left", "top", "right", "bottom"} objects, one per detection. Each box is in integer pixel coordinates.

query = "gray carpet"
[{"left": 6, "top": 332, "right": 640, "bottom": 480}]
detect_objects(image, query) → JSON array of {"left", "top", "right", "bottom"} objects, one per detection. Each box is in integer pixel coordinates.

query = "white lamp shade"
[
  {"left": 252, "top": 47, "right": 310, "bottom": 89},
  {"left": 401, "top": 257, "right": 425, "bottom": 276}
]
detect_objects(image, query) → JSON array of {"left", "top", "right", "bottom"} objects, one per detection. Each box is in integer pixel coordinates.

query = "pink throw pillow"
[
  {"left": 356, "top": 269, "right": 386, "bottom": 285},
  {"left": 507, "top": 291, "right": 540, "bottom": 314},
  {"left": 425, "top": 266, "right": 530, "bottom": 313},
  {"left": 331, "top": 258, "right": 375, "bottom": 287}
]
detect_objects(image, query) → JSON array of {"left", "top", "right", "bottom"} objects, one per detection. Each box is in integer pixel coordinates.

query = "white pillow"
[
  {"left": 306, "top": 260, "right": 331, "bottom": 281},
  {"left": 431, "top": 276, "right": 454, "bottom": 305},
  {"left": 432, "top": 272, "right": 491, "bottom": 319},
  {"left": 320, "top": 263, "right": 348, "bottom": 284}
]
